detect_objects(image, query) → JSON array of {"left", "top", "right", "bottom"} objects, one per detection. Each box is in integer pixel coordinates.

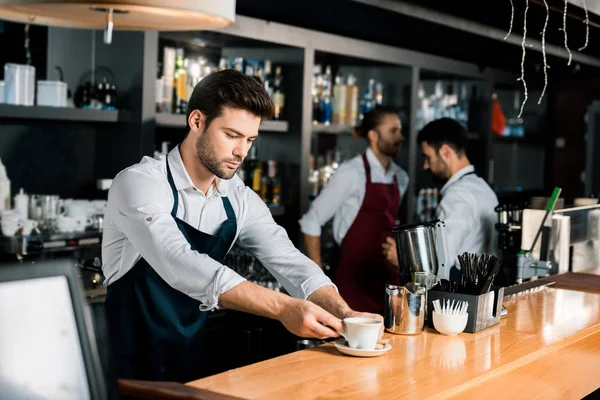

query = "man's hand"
[
  {"left": 278, "top": 298, "right": 343, "bottom": 339},
  {"left": 382, "top": 236, "right": 399, "bottom": 267}
]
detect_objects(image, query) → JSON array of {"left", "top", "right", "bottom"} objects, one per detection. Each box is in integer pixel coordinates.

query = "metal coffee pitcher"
[
  {"left": 384, "top": 282, "right": 426, "bottom": 335},
  {"left": 392, "top": 219, "right": 451, "bottom": 282}
]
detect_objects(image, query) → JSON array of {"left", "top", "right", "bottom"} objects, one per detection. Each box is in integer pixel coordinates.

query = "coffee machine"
[{"left": 495, "top": 193, "right": 600, "bottom": 284}]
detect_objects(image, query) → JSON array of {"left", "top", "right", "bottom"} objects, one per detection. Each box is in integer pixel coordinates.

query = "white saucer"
[{"left": 332, "top": 339, "right": 392, "bottom": 357}]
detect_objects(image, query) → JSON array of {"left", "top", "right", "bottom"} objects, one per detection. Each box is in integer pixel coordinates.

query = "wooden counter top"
[{"left": 187, "top": 288, "right": 600, "bottom": 399}]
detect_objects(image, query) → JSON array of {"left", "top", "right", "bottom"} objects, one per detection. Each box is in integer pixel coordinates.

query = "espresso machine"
[{"left": 494, "top": 188, "right": 600, "bottom": 284}]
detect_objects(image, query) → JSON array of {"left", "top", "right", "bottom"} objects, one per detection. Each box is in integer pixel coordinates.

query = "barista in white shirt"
[
  {"left": 102, "top": 70, "right": 379, "bottom": 383},
  {"left": 383, "top": 118, "right": 499, "bottom": 274},
  {"left": 299, "top": 107, "right": 409, "bottom": 315}
]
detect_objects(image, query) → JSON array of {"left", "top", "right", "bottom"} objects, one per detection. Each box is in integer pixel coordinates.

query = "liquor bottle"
[
  {"left": 332, "top": 74, "right": 346, "bottom": 125},
  {"left": 174, "top": 48, "right": 187, "bottom": 114},
  {"left": 272, "top": 66, "right": 285, "bottom": 120},
  {"left": 345, "top": 74, "right": 358, "bottom": 125},
  {"left": 320, "top": 66, "right": 332, "bottom": 125},
  {"left": 312, "top": 65, "right": 323, "bottom": 124},
  {"left": 375, "top": 82, "right": 383, "bottom": 105},
  {"left": 263, "top": 60, "right": 274, "bottom": 98},
  {"left": 359, "top": 79, "right": 375, "bottom": 121}
]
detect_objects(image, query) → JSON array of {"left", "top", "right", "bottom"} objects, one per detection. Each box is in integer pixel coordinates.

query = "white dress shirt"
[
  {"left": 437, "top": 165, "right": 499, "bottom": 267},
  {"left": 299, "top": 148, "right": 409, "bottom": 245},
  {"left": 102, "top": 146, "right": 334, "bottom": 311}
]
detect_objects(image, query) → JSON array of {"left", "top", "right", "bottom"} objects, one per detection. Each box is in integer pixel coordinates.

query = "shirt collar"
[
  {"left": 365, "top": 147, "right": 399, "bottom": 175},
  {"left": 441, "top": 165, "right": 475, "bottom": 195},
  {"left": 167, "top": 145, "right": 235, "bottom": 195}
]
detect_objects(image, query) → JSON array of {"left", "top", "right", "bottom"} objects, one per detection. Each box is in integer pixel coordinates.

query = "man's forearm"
[
  {"left": 219, "top": 281, "right": 291, "bottom": 320},
  {"left": 307, "top": 285, "right": 352, "bottom": 320},
  {"left": 304, "top": 234, "right": 322, "bottom": 267}
]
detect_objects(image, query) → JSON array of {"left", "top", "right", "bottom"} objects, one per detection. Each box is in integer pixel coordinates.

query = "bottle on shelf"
[
  {"left": 359, "top": 79, "right": 376, "bottom": 121},
  {"left": 263, "top": 60, "right": 274, "bottom": 98},
  {"left": 173, "top": 48, "right": 188, "bottom": 114},
  {"left": 320, "top": 66, "right": 333, "bottom": 125},
  {"left": 312, "top": 65, "right": 323, "bottom": 125},
  {"left": 272, "top": 66, "right": 285, "bottom": 121},
  {"left": 345, "top": 73, "right": 358, "bottom": 125},
  {"left": 375, "top": 82, "right": 383, "bottom": 106},
  {"left": 332, "top": 74, "right": 346, "bottom": 125}
]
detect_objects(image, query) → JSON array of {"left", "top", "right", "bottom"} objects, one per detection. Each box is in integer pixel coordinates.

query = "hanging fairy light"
[
  {"left": 562, "top": 0, "right": 573, "bottom": 65},
  {"left": 504, "top": 0, "right": 514, "bottom": 40},
  {"left": 538, "top": 0, "right": 549, "bottom": 105},
  {"left": 517, "top": 0, "right": 529, "bottom": 118},
  {"left": 578, "top": 0, "right": 589, "bottom": 51}
]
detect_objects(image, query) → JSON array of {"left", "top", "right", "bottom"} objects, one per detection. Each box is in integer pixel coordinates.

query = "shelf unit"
[
  {"left": 1, "top": 14, "right": 519, "bottom": 227},
  {"left": 0, "top": 104, "right": 122, "bottom": 123}
]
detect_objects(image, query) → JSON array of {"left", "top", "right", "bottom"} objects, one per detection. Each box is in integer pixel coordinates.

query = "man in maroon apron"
[{"left": 300, "top": 107, "right": 408, "bottom": 315}]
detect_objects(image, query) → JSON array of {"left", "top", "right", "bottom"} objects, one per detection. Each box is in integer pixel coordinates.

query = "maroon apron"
[{"left": 335, "top": 153, "right": 401, "bottom": 315}]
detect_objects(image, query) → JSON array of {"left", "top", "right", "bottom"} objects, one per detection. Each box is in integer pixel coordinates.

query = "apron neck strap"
[
  {"left": 221, "top": 197, "right": 236, "bottom": 220},
  {"left": 166, "top": 156, "right": 179, "bottom": 217},
  {"left": 361, "top": 153, "right": 372, "bottom": 183},
  {"left": 167, "top": 155, "right": 236, "bottom": 221}
]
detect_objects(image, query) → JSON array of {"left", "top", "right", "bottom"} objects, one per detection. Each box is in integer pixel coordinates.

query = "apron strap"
[
  {"left": 361, "top": 153, "right": 372, "bottom": 184},
  {"left": 221, "top": 197, "right": 236, "bottom": 220},
  {"left": 166, "top": 155, "right": 179, "bottom": 217}
]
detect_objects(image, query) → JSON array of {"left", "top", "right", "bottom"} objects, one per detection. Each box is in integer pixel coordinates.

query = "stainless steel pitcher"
[
  {"left": 392, "top": 220, "right": 451, "bottom": 281},
  {"left": 384, "top": 282, "right": 426, "bottom": 335}
]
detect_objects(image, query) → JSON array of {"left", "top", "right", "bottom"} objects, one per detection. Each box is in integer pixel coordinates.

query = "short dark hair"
[
  {"left": 353, "top": 106, "right": 399, "bottom": 142},
  {"left": 417, "top": 118, "right": 468, "bottom": 154},
  {"left": 186, "top": 69, "right": 274, "bottom": 132}
]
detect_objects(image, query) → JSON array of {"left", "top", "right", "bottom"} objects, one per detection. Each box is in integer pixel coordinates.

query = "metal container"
[
  {"left": 384, "top": 283, "right": 426, "bottom": 335},
  {"left": 392, "top": 220, "right": 449, "bottom": 282}
]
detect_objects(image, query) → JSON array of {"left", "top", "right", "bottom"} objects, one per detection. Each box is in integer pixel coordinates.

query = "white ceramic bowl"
[{"left": 432, "top": 311, "right": 468, "bottom": 336}]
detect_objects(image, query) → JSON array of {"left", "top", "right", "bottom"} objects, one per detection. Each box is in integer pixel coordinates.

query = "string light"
[
  {"left": 504, "top": 0, "right": 515, "bottom": 40},
  {"left": 517, "top": 0, "right": 529, "bottom": 119},
  {"left": 538, "top": 0, "right": 549, "bottom": 105},
  {"left": 563, "top": 0, "right": 572, "bottom": 65},
  {"left": 578, "top": 0, "right": 589, "bottom": 51}
]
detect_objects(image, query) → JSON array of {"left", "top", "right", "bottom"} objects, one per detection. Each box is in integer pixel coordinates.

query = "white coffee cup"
[{"left": 340, "top": 317, "right": 382, "bottom": 350}]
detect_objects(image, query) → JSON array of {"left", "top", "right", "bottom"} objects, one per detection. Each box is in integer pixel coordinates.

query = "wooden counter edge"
[{"left": 118, "top": 379, "right": 245, "bottom": 400}]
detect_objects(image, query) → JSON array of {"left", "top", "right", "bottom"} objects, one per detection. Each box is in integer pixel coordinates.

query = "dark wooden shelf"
[
  {"left": 156, "top": 113, "right": 289, "bottom": 132},
  {"left": 492, "top": 135, "right": 547, "bottom": 145},
  {"left": 0, "top": 104, "right": 122, "bottom": 123},
  {"left": 312, "top": 123, "right": 354, "bottom": 134}
]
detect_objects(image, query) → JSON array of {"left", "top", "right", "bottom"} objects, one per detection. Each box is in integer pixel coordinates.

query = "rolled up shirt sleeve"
[
  {"left": 109, "top": 168, "right": 246, "bottom": 311},
  {"left": 238, "top": 188, "right": 336, "bottom": 299},
  {"left": 298, "top": 164, "right": 355, "bottom": 237}
]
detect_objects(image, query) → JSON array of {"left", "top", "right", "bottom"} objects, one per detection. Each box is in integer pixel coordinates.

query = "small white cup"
[{"left": 341, "top": 317, "right": 382, "bottom": 350}]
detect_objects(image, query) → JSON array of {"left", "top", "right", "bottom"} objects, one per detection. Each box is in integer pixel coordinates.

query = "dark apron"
[
  {"left": 105, "top": 157, "right": 237, "bottom": 383},
  {"left": 334, "top": 153, "right": 401, "bottom": 315}
]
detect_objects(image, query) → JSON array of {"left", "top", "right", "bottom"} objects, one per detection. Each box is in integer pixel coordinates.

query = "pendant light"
[{"left": 0, "top": 0, "right": 235, "bottom": 44}]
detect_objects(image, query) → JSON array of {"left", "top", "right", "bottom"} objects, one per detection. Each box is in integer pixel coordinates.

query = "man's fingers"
[
  {"left": 314, "top": 308, "right": 344, "bottom": 333},
  {"left": 310, "top": 320, "right": 341, "bottom": 339}
]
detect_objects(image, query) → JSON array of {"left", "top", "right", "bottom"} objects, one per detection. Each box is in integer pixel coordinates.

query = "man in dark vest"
[{"left": 102, "top": 69, "right": 380, "bottom": 383}]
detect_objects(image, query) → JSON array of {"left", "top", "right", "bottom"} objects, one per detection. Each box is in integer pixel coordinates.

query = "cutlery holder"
[{"left": 426, "top": 286, "right": 504, "bottom": 333}]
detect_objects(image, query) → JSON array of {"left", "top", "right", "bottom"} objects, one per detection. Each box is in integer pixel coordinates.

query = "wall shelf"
[
  {"left": 0, "top": 104, "right": 122, "bottom": 123},
  {"left": 156, "top": 113, "right": 289, "bottom": 132},
  {"left": 312, "top": 123, "right": 354, "bottom": 135}
]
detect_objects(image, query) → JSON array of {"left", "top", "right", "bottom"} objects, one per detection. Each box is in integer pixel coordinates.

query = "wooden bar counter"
[{"left": 187, "top": 287, "right": 600, "bottom": 399}]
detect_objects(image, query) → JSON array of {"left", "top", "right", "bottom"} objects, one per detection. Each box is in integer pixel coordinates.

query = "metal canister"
[{"left": 384, "top": 283, "right": 426, "bottom": 335}]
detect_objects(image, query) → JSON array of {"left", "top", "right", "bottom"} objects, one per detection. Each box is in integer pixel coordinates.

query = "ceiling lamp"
[{"left": 0, "top": 0, "right": 235, "bottom": 43}]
